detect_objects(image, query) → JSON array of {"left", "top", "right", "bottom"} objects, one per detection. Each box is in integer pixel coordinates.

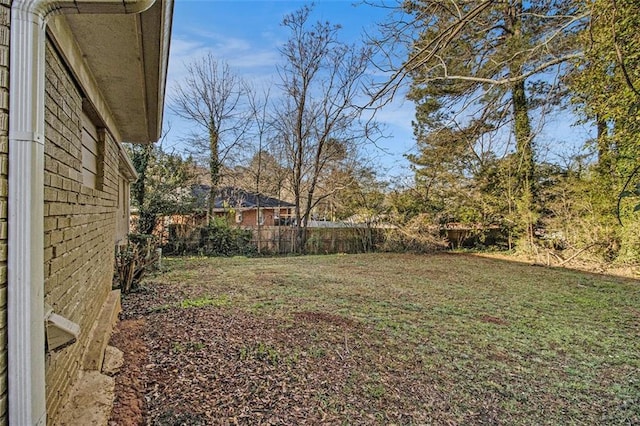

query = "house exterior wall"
[
  {"left": 253, "top": 207, "right": 293, "bottom": 227},
  {"left": 239, "top": 209, "right": 278, "bottom": 227},
  {"left": 215, "top": 207, "right": 294, "bottom": 228},
  {"left": 42, "top": 38, "right": 120, "bottom": 421},
  {"left": 0, "top": 1, "right": 9, "bottom": 424},
  {"left": 239, "top": 209, "right": 258, "bottom": 227}
]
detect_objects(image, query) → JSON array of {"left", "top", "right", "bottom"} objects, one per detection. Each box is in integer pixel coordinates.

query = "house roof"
[
  {"left": 212, "top": 187, "right": 295, "bottom": 210},
  {"left": 54, "top": 0, "right": 173, "bottom": 144}
]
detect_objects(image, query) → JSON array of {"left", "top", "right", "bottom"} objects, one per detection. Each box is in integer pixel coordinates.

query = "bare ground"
[
  {"left": 109, "top": 292, "right": 447, "bottom": 424},
  {"left": 109, "top": 319, "right": 147, "bottom": 426}
]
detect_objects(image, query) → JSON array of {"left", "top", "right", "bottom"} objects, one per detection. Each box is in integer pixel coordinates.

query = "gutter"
[{"left": 8, "top": 1, "right": 160, "bottom": 424}]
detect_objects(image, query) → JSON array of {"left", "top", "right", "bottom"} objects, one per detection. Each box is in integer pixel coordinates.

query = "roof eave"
[{"left": 62, "top": 0, "right": 174, "bottom": 143}]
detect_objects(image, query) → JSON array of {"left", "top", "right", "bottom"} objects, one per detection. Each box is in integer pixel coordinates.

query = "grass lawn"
[{"left": 114, "top": 252, "right": 640, "bottom": 424}]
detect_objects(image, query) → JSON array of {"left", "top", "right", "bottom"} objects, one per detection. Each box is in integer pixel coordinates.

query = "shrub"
[
  {"left": 381, "top": 214, "right": 449, "bottom": 253},
  {"left": 616, "top": 220, "right": 640, "bottom": 264},
  {"left": 198, "top": 220, "right": 256, "bottom": 257},
  {"left": 113, "top": 234, "right": 159, "bottom": 293}
]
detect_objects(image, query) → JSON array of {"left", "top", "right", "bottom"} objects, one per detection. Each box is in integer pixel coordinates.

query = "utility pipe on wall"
[{"left": 9, "top": 1, "right": 156, "bottom": 424}]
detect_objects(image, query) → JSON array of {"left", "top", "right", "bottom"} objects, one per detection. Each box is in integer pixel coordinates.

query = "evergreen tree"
[
  {"left": 129, "top": 144, "right": 197, "bottom": 235},
  {"left": 379, "top": 0, "right": 587, "bottom": 246}
]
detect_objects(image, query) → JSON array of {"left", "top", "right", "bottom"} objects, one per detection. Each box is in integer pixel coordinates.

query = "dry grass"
[{"left": 114, "top": 252, "right": 640, "bottom": 425}]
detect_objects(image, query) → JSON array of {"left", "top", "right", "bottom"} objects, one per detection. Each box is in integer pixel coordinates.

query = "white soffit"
[{"left": 63, "top": 0, "right": 170, "bottom": 143}]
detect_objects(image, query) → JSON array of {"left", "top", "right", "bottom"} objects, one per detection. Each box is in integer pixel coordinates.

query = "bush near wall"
[
  {"left": 114, "top": 234, "right": 159, "bottom": 293},
  {"left": 198, "top": 222, "right": 256, "bottom": 257}
]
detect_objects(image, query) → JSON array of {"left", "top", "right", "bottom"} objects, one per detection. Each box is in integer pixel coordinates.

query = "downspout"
[{"left": 8, "top": 2, "right": 157, "bottom": 425}]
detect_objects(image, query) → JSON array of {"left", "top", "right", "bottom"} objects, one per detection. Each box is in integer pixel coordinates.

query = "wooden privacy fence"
[
  {"left": 252, "top": 226, "right": 387, "bottom": 254},
  {"left": 161, "top": 223, "right": 388, "bottom": 255},
  {"left": 160, "top": 221, "right": 506, "bottom": 256}
]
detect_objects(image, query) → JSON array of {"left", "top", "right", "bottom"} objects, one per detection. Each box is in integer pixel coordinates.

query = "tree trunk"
[
  {"left": 596, "top": 115, "right": 612, "bottom": 177},
  {"left": 507, "top": 0, "right": 536, "bottom": 248},
  {"left": 208, "top": 128, "right": 221, "bottom": 223},
  {"left": 512, "top": 78, "right": 534, "bottom": 196},
  {"left": 506, "top": 0, "right": 534, "bottom": 198},
  {"left": 293, "top": 187, "right": 303, "bottom": 253}
]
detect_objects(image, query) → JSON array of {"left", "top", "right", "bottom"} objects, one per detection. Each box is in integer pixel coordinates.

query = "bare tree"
[
  {"left": 274, "top": 5, "right": 381, "bottom": 252},
  {"left": 170, "top": 53, "right": 253, "bottom": 221},
  {"left": 247, "top": 85, "right": 274, "bottom": 253}
]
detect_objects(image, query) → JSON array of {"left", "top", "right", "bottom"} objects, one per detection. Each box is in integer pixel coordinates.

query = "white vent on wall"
[{"left": 45, "top": 305, "right": 80, "bottom": 352}]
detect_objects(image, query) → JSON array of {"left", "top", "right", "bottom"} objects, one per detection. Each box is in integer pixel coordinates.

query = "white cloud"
[
  {"left": 229, "top": 50, "right": 281, "bottom": 71},
  {"left": 167, "top": 33, "right": 281, "bottom": 89},
  {"left": 374, "top": 99, "right": 414, "bottom": 135},
  {"left": 166, "top": 37, "right": 210, "bottom": 88}
]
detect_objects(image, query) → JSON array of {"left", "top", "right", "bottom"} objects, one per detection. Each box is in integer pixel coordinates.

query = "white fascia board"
[{"left": 118, "top": 144, "right": 139, "bottom": 182}]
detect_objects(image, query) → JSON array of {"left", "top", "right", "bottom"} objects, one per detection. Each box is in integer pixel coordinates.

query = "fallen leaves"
[{"left": 110, "top": 285, "right": 439, "bottom": 425}]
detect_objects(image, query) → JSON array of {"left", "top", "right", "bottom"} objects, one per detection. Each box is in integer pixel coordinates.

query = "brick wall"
[
  {"left": 0, "top": 1, "right": 9, "bottom": 424},
  {"left": 43, "top": 39, "right": 120, "bottom": 421},
  {"left": 220, "top": 208, "right": 291, "bottom": 227},
  {"left": 240, "top": 210, "right": 258, "bottom": 227},
  {"left": 240, "top": 208, "right": 291, "bottom": 227}
]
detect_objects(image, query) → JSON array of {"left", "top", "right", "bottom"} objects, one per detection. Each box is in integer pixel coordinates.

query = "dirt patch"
[
  {"left": 140, "top": 307, "right": 434, "bottom": 424},
  {"left": 108, "top": 318, "right": 147, "bottom": 426}
]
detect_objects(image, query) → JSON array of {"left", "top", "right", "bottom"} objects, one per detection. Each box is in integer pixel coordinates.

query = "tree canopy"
[{"left": 132, "top": 1, "right": 640, "bottom": 263}]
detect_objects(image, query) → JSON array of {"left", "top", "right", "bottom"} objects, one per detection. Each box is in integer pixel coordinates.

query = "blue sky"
[
  {"left": 163, "top": 1, "right": 595, "bottom": 181},
  {"left": 164, "top": 0, "right": 417, "bottom": 179}
]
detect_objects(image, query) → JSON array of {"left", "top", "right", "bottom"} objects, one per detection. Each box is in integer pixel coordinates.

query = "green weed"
[
  {"left": 239, "top": 342, "right": 281, "bottom": 365},
  {"left": 180, "top": 294, "right": 230, "bottom": 308}
]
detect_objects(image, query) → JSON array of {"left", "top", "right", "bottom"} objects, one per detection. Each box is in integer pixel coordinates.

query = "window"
[
  {"left": 81, "top": 111, "right": 103, "bottom": 189},
  {"left": 235, "top": 212, "right": 243, "bottom": 224}
]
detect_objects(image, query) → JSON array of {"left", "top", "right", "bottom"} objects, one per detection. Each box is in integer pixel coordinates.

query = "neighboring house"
[
  {"left": 213, "top": 187, "right": 295, "bottom": 227},
  {"left": 5, "top": 1, "right": 173, "bottom": 424}
]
